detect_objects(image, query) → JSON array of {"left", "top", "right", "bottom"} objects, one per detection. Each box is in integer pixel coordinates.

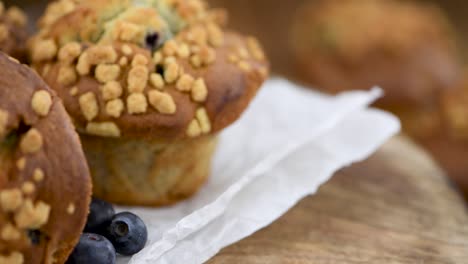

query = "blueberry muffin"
[
  {"left": 30, "top": 0, "right": 269, "bottom": 206},
  {"left": 0, "top": 52, "right": 92, "bottom": 264},
  {"left": 0, "top": 2, "right": 28, "bottom": 61},
  {"left": 291, "top": 0, "right": 461, "bottom": 138}
]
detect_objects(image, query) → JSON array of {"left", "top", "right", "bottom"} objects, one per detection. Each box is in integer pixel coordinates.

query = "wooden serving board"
[{"left": 208, "top": 136, "right": 468, "bottom": 264}]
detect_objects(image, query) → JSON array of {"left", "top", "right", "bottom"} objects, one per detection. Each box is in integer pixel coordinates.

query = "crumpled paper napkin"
[{"left": 117, "top": 78, "right": 400, "bottom": 264}]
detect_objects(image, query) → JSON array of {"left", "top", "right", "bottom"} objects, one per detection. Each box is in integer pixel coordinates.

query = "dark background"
[{"left": 206, "top": 0, "right": 468, "bottom": 79}]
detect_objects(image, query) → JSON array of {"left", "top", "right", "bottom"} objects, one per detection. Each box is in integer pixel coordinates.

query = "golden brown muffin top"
[
  {"left": 31, "top": 0, "right": 269, "bottom": 139},
  {"left": 0, "top": 52, "right": 92, "bottom": 264},
  {"left": 0, "top": 2, "right": 28, "bottom": 60},
  {"left": 291, "top": 0, "right": 460, "bottom": 106}
]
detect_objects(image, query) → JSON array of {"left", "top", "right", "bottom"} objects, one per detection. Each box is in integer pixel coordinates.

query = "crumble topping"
[
  {"left": 32, "top": 40, "right": 57, "bottom": 62},
  {"left": 58, "top": 42, "right": 82, "bottom": 63},
  {"left": 186, "top": 119, "right": 201, "bottom": 137},
  {"left": 79, "top": 92, "right": 99, "bottom": 121},
  {"left": 106, "top": 99, "right": 124, "bottom": 118},
  {"left": 33, "top": 168, "right": 45, "bottom": 182},
  {"left": 148, "top": 90, "right": 176, "bottom": 114},
  {"left": 31, "top": 90, "right": 52, "bottom": 117},
  {"left": 0, "top": 189, "right": 23, "bottom": 212},
  {"left": 16, "top": 158, "right": 26, "bottom": 171},
  {"left": 86, "top": 122, "right": 121, "bottom": 137},
  {"left": 150, "top": 73, "right": 165, "bottom": 90},
  {"left": 163, "top": 60, "right": 180, "bottom": 83},
  {"left": 0, "top": 251, "right": 24, "bottom": 264},
  {"left": 176, "top": 74, "right": 194, "bottom": 92},
  {"left": 57, "top": 65, "right": 78, "bottom": 86},
  {"left": 21, "top": 181, "right": 35, "bottom": 195},
  {"left": 196, "top": 107, "right": 211, "bottom": 133},
  {"left": 6, "top": 6, "right": 27, "bottom": 27},
  {"left": 101, "top": 81, "right": 123, "bottom": 101},
  {"left": 1, "top": 224, "right": 20, "bottom": 241},
  {"left": 127, "top": 93, "right": 148, "bottom": 114},
  {"left": 14, "top": 199, "right": 51, "bottom": 229},
  {"left": 67, "top": 203, "right": 75, "bottom": 215},
  {"left": 95, "top": 64, "right": 121, "bottom": 83},
  {"left": 70, "top": 86, "right": 79, "bottom": 96},
  {"left": 191, "top": 78, "right": 207, "bottom": 102},
  {"left": 20, "top": 129, "right": 43, "bottom": 154},
  {"left": 128, "top": 65, "right": 149, "bottom": 93}
]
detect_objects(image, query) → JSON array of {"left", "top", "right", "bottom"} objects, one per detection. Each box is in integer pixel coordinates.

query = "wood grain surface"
[{"left": 208, "top": 136, "right": 468, "bottom": 264}]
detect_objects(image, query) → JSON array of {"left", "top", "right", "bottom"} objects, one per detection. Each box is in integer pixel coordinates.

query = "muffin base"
[{"left": 81, "top": 134, "right": 218, "bottom": 206}]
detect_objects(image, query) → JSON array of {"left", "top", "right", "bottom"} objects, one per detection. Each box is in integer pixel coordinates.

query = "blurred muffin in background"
[
  {"left": 290, "top": 0, "right": 461, "bottom": 138},
  {"left": 0, "top": 2, "right": 28, "bottom": 61},
  {"left": 418, "top": 72, "right": 468, "bottom": 199},
  {"left": 441, "top": 74, "right": 468, "bottom": 141}
]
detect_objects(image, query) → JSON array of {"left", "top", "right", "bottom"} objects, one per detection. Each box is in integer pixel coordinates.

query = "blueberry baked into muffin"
[
  {"left": 30, "top": 0, "right": 269, "bottom": 206},
  {"left": 0, "top": 2, "right": 28, "bottom": 61},
  {"left": 291, "top": 0, "right": 461, "bottom": 138},
  {"left": 0, "top": 52, "right": 92, "bottom": 264}
]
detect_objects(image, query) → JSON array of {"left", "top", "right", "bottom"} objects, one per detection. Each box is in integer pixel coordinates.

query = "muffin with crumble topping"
[
  {"left": 0, "top": 52, "right": 91, "bottom": 264},
  {"left": 30, "top": 0, "right": 269, "bottom": 206},
  {"left": 291, "top": 0, "right": 461, "bottom": 139}
]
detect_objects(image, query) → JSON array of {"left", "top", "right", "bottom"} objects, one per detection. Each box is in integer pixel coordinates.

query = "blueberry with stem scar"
[
  {"left": 28, "top": 230, "right": 41, "bottom": 245},
  {"left": 145, "top": 32, "right": 160, "bottom": 51},
  {"left": 104, "top": 212, "right": 148, "bottom": 256}
]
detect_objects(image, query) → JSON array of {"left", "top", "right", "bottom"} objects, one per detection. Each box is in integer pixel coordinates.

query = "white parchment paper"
[{"left": 117, "top": 78, "right": 400, "bottom": 264}]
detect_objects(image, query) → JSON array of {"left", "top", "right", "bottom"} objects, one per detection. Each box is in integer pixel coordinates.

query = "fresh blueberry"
[
  {"left": 85, "top": 198, "right": 115, "bottom": 233},
  {"left": 155, "top": 64, "right": 165, "bottom": 75},
  {"left": 28, "top": 230, "right": 41, "bottom": 245},
  {"left": 145, "top": 32, "right": 160, "bottom": 51},
  {"left": 104, "top": 212, "right": 148, "bottom": 256},
  {"left": 66, "top": 233, "right": 116, "bottom": 264}
]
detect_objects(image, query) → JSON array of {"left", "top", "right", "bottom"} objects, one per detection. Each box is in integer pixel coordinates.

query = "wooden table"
[{"left": 209, "top": 136, "right": 468, "bottom": 263}]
